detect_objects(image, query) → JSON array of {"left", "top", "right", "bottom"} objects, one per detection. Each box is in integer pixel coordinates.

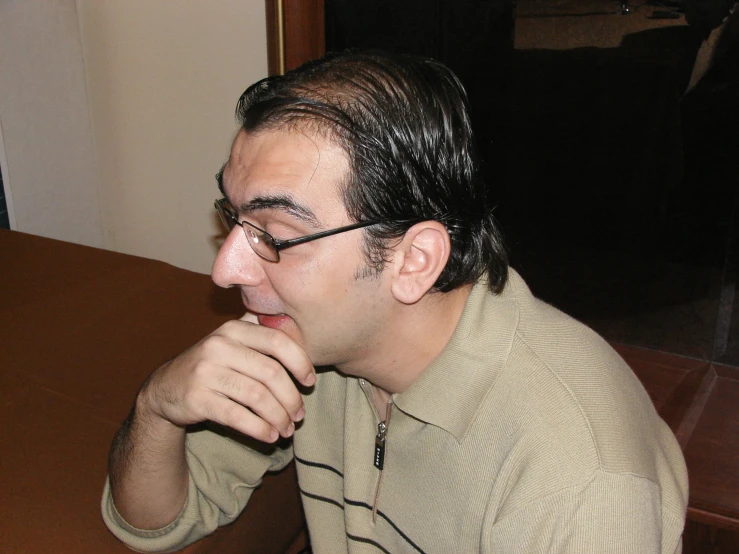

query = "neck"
[{"left": 342, "top": 284, "right": 473, "bottom": 399}]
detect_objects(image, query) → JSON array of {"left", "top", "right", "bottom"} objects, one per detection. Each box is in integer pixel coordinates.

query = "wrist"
[{"left": 134, "top": 386, "right": 185, "bottom": 439}]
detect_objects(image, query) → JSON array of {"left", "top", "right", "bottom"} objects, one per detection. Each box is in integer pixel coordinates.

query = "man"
[{"left": 102, "top": 51, "right": 688, "bottom": 553}]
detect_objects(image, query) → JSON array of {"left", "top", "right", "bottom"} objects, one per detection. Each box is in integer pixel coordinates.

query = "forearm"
[
  {"left": 105, "top": 317, "right": 313, "bottom": 535},
  {"left": 108, "top": 396, "right": 189, "bottom": 530}
]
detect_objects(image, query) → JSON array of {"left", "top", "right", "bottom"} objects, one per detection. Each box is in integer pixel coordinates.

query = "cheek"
[
  {"left": 267, "top": 253, "right": 336, "bottom": 310},
  {"left": 270, "top": 233, "right": 371, "bottom": 309},
  {"left": 315, "top": 233, "right": 367, "bottom": 278}
]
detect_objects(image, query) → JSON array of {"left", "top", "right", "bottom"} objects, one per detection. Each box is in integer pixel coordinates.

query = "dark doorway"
[
  {"left": 325, "top": 0, "right": 515, "bottom": 187},
  {"left": 0, "top": 166, "right": 9, "bottom": 230}
]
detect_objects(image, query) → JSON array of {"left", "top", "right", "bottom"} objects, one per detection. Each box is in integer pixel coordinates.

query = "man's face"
[{"left": 212, "top": 128, "right": 394, "bottom": 369}]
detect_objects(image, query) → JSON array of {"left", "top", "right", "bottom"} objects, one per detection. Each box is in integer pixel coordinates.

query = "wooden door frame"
[{"left": 266, "top": 0, "right": 325, "bottom": 75}]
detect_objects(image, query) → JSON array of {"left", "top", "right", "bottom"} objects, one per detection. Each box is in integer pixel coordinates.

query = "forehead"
[{"left": 221, "top": 128, "right": 350, "bottom": 220}]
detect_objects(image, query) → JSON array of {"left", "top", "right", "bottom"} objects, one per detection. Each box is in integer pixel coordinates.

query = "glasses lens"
[
  {"left": 242, "top": 221, "right": 279, "bottom": 262},
  {"left": 214, "top": 200, "right": 279, "bottom": 262},
  {"left": 215, "top": 200, "right": 236, "bottom": 231}
]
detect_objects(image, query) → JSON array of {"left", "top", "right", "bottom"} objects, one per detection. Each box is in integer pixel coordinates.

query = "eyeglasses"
[{"left": 215, "top": 198, "right": 385, "bottom": 262}]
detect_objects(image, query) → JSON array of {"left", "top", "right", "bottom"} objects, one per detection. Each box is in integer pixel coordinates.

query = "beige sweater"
[{"left": 102, "top": 270, "right": 688, "bottom": 553}]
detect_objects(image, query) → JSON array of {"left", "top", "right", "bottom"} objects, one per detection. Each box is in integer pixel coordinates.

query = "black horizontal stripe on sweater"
[
  {"left": 300, "top": 488, "right": 344, "bottom": 510},
  {"left": 346, "top": 532, "right": 392, "bottom": 553},
  {"left": 298, "top": 488, "right": 426, "bottom": 553},
  {"left": 343, "top": 498, "right": 426, "bottom": 554},
  {"left": 295, "top": 457, "right": 426, "bottom": 553},
  {"left": 295, "top": 455, "right": 344, "bottom": 477}
]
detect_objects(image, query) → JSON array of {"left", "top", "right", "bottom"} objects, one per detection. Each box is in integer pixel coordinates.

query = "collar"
[{"left": 391, "top": 269, "right": 524, "bottom": 443}]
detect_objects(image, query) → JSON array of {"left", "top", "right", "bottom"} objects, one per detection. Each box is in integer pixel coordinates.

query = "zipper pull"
[{"left": 374, "top": 421, "right": 387, "bottom": 470}]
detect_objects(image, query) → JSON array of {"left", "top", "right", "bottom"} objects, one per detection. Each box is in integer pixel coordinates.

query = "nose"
[{"left": 211, "top": 226, "right": 266, "bottom": 289}]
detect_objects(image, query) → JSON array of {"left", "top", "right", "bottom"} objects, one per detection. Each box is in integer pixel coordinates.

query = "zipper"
[
  {"left": 359, "top": 379, "right": 393, "bottom": 523},
  {"left": 372, "top": 402, "right": 392, "bottom": 522},
  {"left": 374, "top": 421, "right": 387, "bottom": 470}
]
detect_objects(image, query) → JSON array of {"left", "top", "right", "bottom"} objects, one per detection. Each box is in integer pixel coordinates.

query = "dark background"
[
  {"left": 0, "top": 169, "right": 9, "bottom": 230},
  {"left": 325, "top": 0, "right": 739, "bottom": 369}
]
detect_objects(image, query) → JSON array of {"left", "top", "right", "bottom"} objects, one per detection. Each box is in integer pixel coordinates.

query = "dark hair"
[{"left": 235, "top": 50, "right": 508, "bottom": 293}]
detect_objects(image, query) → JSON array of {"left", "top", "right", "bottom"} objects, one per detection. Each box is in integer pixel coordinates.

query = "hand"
[{"left": 137, "top": 313, "right": 315, "bottom": 443}]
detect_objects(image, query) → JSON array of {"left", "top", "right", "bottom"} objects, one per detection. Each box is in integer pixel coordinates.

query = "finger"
[
  {"left": 218, "top": 321, "right": 316, "bottom": 387},
  {"left": 208, "top": 366, "right": 295, "bottom": 437},
  {"left": 206, "top": 337, "right": 305, "bottom": 422},
  {"left": 205, "top": 392, "right": 281, "bottom": 443}
]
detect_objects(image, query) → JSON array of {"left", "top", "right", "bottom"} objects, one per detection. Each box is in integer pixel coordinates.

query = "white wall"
[
  {"left": 0, "top": 1, "right": 268, "bottom": 274},
  {"left": 78, "top": 0, "right": 268, "bottom": 273},
  {"left": 0, "top": 0, "right": 104, "bottom": 247}
]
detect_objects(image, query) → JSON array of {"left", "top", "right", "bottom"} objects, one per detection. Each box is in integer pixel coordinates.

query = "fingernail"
[
  {"left": 304, "top": 373, "right": 316, "bottom": 386},
  {"left": 269, "top": 428, "right": 279, "bottom": 442},
  {"left": 285, "top": 422, "right": 295, "bottom": 437},
  {"left": 295, "top": 407, "right": 306, "bottom": 422}
]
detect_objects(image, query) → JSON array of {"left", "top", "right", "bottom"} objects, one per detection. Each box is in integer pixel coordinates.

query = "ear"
[{"left": 389, "top": 221, "right": 451, "bottom": 304}]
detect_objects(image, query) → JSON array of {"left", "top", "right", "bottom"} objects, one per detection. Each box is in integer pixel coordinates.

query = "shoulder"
[
  {"left": 492, "top": 271, "right": 684, "bottom": 480},
  {"left": 474, "top": 274, "right": 687, "bottom": 531},
  {"left": 483, "top": 469, "right": 685, "bottom": 554}
]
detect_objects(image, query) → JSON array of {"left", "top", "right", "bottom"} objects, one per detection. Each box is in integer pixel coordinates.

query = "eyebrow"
[
  {"left": 211, "top": 157, "right": 321, "bottom": 228},
  {"left": 239, "top": 194, "right": 321, "bottom": 228},
  {"left": 215, "top": 162, "right": 321, "bottom": 227}
]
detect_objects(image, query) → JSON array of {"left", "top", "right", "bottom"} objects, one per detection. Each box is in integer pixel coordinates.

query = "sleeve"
[
  {"left": 101, "top": 425, "right": 295, "bottom": 553},
  {"left": 483, "top": 470, "right": 685, "bottom": 554}
]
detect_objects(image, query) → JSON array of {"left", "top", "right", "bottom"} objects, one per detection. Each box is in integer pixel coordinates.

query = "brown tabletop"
[
  {"left": 613, "top": 344, "right": 739, "bottom": 533},
  {"left": 0, "top": 230, "right": 305, "bottom": 553}
]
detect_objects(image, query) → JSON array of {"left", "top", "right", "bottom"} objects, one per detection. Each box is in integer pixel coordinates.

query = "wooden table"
[
  {"left": 0, "top": 230, "right": 307, "bottom": 554},
  {"left": 612, "top": 344, "right": 739, "bottom": 550}
]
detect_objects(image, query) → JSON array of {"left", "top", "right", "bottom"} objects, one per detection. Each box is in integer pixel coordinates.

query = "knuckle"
[
  {"left": 191, "top": 360, "right": 212, "bottom": 380},
  {"left": 261, "top": 359, "right": 282, "bottom": 381},
  {"left": 219, "top": 403, "right": 241, "bottom": 426},
  {"left": 200, "top": 335, "right": 226, "bottom": 356},
  {"left": 219, "top": 320, "right": 241, "bottom": 335},
  {"left": 246, "top": 383, "right": 268, "bottom": 405},
  {"left": 267, "top": 329, "right": 288, "bottom": 351}
]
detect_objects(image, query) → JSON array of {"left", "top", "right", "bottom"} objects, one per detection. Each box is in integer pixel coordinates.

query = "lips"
[
  {"left": 256, "top": 313, "right": 292, "bottom": 329},
  {"left": 241, "top": 291, "right": 290, "bottom": 329}
]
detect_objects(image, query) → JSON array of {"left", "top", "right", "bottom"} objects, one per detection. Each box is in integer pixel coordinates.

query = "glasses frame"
[{"left": 215, "top": 198, "right": 385, "bottom": 262}]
